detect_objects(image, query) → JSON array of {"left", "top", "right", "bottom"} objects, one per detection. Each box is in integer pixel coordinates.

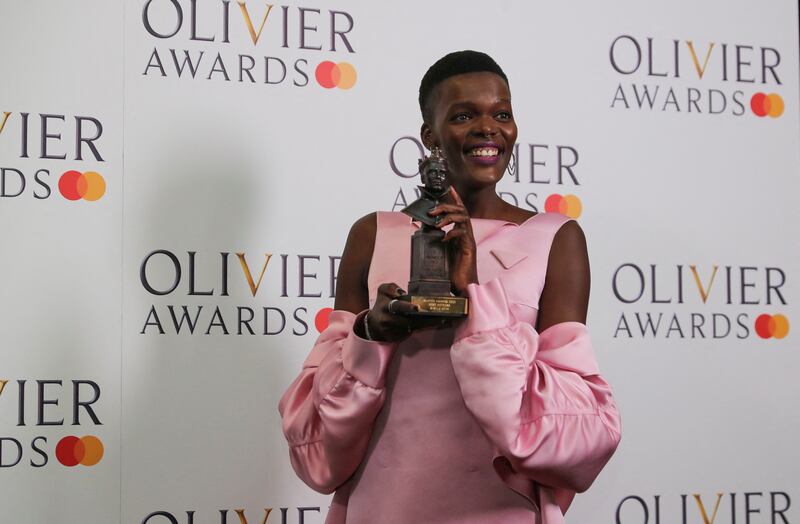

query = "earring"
[{"left": 506, "top": 151, "right": 517, "bottom": 176}]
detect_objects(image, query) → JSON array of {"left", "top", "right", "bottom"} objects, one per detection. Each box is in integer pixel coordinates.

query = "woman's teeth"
[{"left": 468, "top": 147, "right": 499, "bottom": 157}]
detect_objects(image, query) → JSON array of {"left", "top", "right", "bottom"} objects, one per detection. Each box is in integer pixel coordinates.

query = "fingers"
[
  {"left": 371, "top": 281, "right": 457, "bottom": 340},
  {"left": 443, "top": 227, "right": 468, "bottom": 243},
  {"left": 428, "top": 203, "right": 464, "bottom": 216},
  {"left": 429, "top": 202, "right": 472, "bottom": 237},
  {"left": 377, "top": 282, "right": 406, "bottom": 298},
  {"left": 387, "top": 298, "right": 418, "bottom": 315},
  {"left": 376, "top": 282, "right": 418, "bottom": 316},
  {"left": 428, "top": 203, "right": 470, "bottom": 230},
  {"left": 449, "top": 186, "right": 465, "bottom": 206},
  {"left": 434, "top": 213, "right": 470, "bottom": 229},
  {"left": 429, "top": 188, "right": 465, "bottom": 217}
]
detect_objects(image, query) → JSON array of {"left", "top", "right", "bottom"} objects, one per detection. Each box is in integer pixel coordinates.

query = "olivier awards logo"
[
  {"left": 0, "top": 379, "right": 104, "bottom": 468},
  {"left": 139, "top": 250, "right": 338, "bottom": 336},
  {"left": 615, "top": 490, "right": 793, "bottom": 523},
  {"left": 388, "top": 135, "right": 585, "bottom": 218},
  {"left": 0, "top": 111, "right": 107, "bottom": 202},
  {"left": 141, "top": 506, "right": 321, "bottom": 524},
  {"left": 608, "top": 35, "right": 785, "bottom": 118},
  {"left": 140, "top": 0, "right": 357, "bottom": 90},
  {"left": 611, "top": 262, "right": 790, "bottom": 341}
]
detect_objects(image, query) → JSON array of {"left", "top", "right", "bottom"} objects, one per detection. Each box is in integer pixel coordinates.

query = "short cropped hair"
[{"left": 418, "top": 50, "right": 509, "bottom": 123}]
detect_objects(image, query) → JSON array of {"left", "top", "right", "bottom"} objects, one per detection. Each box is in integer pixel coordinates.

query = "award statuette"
[{"left": 399, "top": 148, "right": 469, "bottom": 317}]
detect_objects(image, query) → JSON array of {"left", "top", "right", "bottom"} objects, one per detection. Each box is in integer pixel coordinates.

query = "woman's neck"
[{"left": 454, "top": 184, "right": 509, "bottom": 219}]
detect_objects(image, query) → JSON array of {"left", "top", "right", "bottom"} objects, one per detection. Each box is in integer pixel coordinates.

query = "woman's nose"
[{"left": 471, "top": 115, "right": 498, "bottom": 136}]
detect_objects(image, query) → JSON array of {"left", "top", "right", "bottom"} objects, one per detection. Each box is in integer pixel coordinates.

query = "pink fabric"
[
  {"left": 278, "top": 309, "right": 398, "bottom": 493},
  {"left": 278, "top": 212, "right": 621, "bottom": 523},
  {"left": 453, "top": 278, "right": 622, "bottom": 520}
]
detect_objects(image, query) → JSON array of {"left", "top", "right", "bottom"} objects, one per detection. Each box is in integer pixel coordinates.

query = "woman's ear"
[{"left": 420, "top": 123, "right": 434, "bottom": 151}]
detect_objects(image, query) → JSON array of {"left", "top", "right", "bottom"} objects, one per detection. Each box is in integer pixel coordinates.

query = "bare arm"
[
  {"left": 536, "top": 220, "right": 590, "bottom": 332},
  {"left": 333, "top": 212, "right": 375, "bottom": 314}
]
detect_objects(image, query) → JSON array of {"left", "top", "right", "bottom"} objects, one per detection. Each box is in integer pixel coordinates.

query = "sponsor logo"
[
  {"left": 140, "top": 0, "right": 357, "bottom": 89},
  {"left": 544, "top": 193, "right": 582, "bottom": 218},
  {"left": 58, "top": 170, "right": 106, "bottom": 201},
  {"left": 0, "top": 111, "right": 107, "bottom": 201},
  {"left": 139, "top": 250, "right": 338, "bottom": 336},
  {"left": 611, "top": 263, "right": 789, "bottom": 340},
  {"left": 608, "top": 35, "right": 785, "bottom": 118},
  {"left": 314, "top": 60, "right": 356, "bottom": 89},
  {"left": 615, "top": 491, "right": 792, "bottom": 523},
  {"left": 141, "top": 506, "right": 321, "bottom": 524},
  {"left": 0, "top": 379, "right": 104, "bottom": 468},
  {"left": 754, "top": 313, "right": 790, "bottom": 339},
  {"left": 388, "top": 136, "right": 584, "bottom": 218},
  {"left": 750, "top": 92, "right": 784, "bottom": 118},
  {"left": 55, "top": 435, "right": 104, "bottom": 467}
]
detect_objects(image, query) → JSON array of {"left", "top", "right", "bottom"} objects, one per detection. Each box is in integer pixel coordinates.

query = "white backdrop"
[{"left": 1, "top": 1, "right": 798, "bottom": 523}]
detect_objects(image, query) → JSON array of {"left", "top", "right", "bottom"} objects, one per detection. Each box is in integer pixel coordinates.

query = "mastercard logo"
[
  {"left": 58, "top": 170, "right": 106, "bottom": 201},
  {"left": 750, "top": 93, "right": 784, "bottom": 118},
  {"left": 754, "top": 313, "right": 789, "bottom": 339},
  {"left": 544, "top": 194, "right": 582, "bottom": 218},
  {"left": 315, "top": 307, "right": 333, "bottom": 333},
  {"left": 315, "top": 61, "right": 357, "bottom": 90},
  {"left": 55, "top": 435, "right": 104, "bottom": 467}
]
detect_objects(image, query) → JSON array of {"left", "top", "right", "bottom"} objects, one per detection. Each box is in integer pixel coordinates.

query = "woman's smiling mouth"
[{"left": 466, "top": 143, "right": 502, "bottom": 164}]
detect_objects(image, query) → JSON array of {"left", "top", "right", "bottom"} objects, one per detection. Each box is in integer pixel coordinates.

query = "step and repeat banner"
[{"left": 1, "top": 1, "right": 798, "bottom": 523}]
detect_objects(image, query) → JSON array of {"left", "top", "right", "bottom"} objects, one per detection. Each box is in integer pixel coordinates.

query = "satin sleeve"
[
  {"left": 277, "top": 309, "right": 397, "bottom": 494},
  {"left": 450, "top": 277, "right": 621, "bottom": 495}
]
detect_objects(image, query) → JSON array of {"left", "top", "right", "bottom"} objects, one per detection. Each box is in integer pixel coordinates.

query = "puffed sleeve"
[
  {"left": 278, "top": 309, "right": 397, "bottom": 493},
  {"left": 450, "top": 277, "right": 621, "bottom": 494}
]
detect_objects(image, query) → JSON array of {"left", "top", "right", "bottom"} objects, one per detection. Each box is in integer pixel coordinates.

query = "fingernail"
[{"left": 396, "top": 288, "right": 406, "bottom": 296}]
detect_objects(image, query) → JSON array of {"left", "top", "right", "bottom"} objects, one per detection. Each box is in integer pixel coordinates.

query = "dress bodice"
[{"left": 344, "top": 211, "right": 572, "bottom": 523}]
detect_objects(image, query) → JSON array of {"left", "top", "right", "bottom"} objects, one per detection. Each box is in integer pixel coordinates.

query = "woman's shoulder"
[
  {"left": 526, "top": 212, "right": 586, "bottom": 257},
  {"left": 348, "top": 212, "right": 377, "bottom": 238}
]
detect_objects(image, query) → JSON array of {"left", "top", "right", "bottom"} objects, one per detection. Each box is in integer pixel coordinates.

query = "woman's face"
[{"left": 421, "top": 71, "right": 517, "bottom": 191}]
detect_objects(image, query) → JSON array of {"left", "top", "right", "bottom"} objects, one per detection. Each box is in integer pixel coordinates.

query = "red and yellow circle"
[
  {"left": 315, "top": 61, "right": 357, "bottom": 90},
  {"left": 58, "top": 170, "right": 106, "bottom": 201},
  {"left": 315, "top": 307, "right": 333, "bottom": 333},
  {"left": 544, "top": 194, "right": 582, "bottom": 218},
  {"left": 55, "top": 435, "right": 104, "bottom": 466},
  {"left": 750, "top": 93, "right": 784, "bottom": 118},
  {"left": 754, "top": 313, "right": 789, "bottom": 339}
]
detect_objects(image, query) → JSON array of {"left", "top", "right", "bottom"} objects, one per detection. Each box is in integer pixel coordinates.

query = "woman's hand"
[
  {"left": 429, "top": 187, "right": 479, "bottom": 296},
  {"left": 364, "top": 283, "right": 419, "bottom": 342}
]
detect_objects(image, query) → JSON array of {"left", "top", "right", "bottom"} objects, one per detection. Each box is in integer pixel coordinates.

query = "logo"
[
  {"left": 388, "top": 136, "right": 585, "bottom": 218},
  {"left": 141, "top": 506, "right": 321, "bottom": 524},
  {"left": 544, "top": 193, "right": 582, "bottom": 218},
  {"left": 315, "top": 61, "right": 356, "bottom": 89},
  {"left": 615, "top": 491, "right": 792, "bottom": 523},
  {"left": 0, "top": 379, "right": 104, "bottom": 468},
  {"left": 0, "top": 111, "right": 107, "bottom": 201},
  {"left": 608, "top": 35, "right": 785, "bottom": 118},
  {"left": 141, "top": 0, "right": 357, "bottom": 90},
  {"left": 754, "top": 313, "right": 790, "bottom": 339},
  {"left": 55, "top": 435, "right": 104, "bottom": 467},
  {"left": 139, "top": 250, "right": 338, "bottom": 336},
  {"left": 611, "top": 263, "right": 790, "bottom": 340},
  {"left": 58, "top": 170, "right": 106, "bottom": 201},
  {"left": 750, "top": 92, "right": 784, "bottom": 118}
]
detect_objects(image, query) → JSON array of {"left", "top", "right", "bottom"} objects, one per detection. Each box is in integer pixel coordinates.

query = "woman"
[{"left": 279, "top": 51, "right": 621, "bottom": 523}]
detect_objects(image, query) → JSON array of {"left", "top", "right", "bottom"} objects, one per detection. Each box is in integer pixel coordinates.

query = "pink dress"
[{"left": 278, "top": 211, "right": 621, "bottom": 523}]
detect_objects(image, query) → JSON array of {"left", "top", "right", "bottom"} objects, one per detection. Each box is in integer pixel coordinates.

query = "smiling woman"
[{"left": 278, "top": 50, "right": 621, "bottom": 523}]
